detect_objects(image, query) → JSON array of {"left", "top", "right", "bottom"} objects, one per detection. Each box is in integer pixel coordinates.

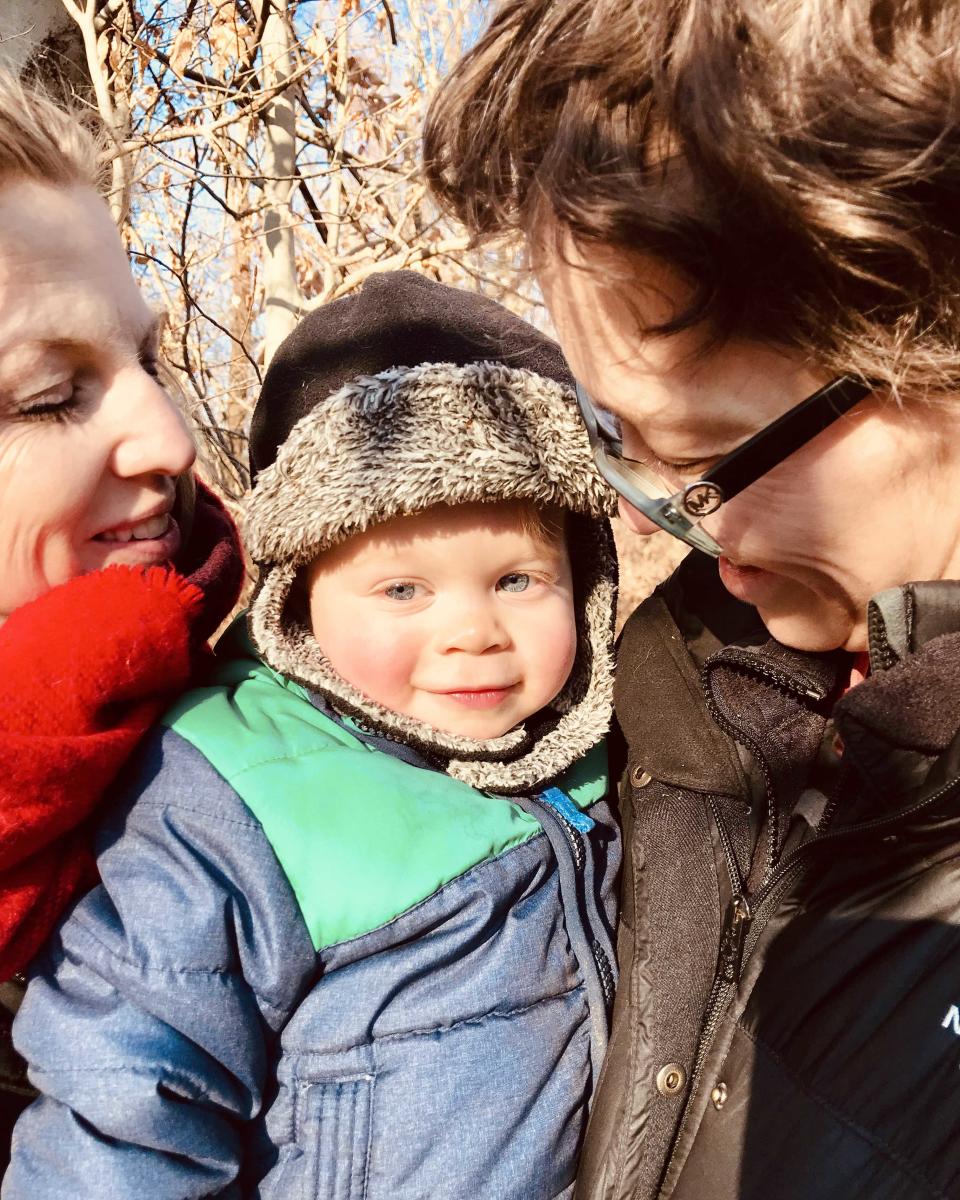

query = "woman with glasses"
[{"left": 426, "top": 3, "right": 960, "bottom": 1198}]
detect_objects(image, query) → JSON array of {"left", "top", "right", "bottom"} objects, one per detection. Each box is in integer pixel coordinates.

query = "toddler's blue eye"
[
  {"left": 498, "top": 572, "right": 530, "bottom": 593},
  {"left": 385, "top": 582, "right": 417, "bottom": 601}
]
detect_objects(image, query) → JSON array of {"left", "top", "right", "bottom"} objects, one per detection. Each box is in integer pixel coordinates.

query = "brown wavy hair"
[{"left": 424, "top": 0, "right": 960, "bottom": 396}]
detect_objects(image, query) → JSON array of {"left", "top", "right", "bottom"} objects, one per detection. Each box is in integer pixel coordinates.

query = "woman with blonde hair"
[{"left": 0, "top": 76, "right": 242, "bottom": 1166}]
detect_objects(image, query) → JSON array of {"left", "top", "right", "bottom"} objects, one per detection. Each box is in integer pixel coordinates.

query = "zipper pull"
[{"left": 717, "top": 894, "right": 752, "bottom": 986}]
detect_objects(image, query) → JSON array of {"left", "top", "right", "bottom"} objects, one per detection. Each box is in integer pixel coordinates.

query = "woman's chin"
[
  {"left": 756, "top": 600, "right": 861, "bottom": 653},
  {"left": 718, "top": 557, "right": 863, "bottom": 652}
]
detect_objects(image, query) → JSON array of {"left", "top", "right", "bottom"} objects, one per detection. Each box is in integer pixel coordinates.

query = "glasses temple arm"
[{"left": 702, "top": 377, "right": 875, "bottom": 502}]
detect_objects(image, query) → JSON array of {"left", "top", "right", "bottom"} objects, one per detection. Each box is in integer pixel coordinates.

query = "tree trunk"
[
  {"left": 0, "top": 0, "right": 86, "bottom": 100},
  {"left": 254, "top": 0, "right": 303, "bottom": 367}
]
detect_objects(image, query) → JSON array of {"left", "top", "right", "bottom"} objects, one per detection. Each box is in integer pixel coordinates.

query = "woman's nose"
[{"left": 109, "top": 366, "right": 197, "bottom": 480}]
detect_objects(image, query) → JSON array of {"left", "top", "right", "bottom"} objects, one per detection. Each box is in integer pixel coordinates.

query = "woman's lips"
[
  {"left": 717, "top": 555, "right": 781, "bottom": 605},
  {"left": 88, "top": 515, "right": 182, "bottom": 566},
  {"left": 435, "top": 686, "right": 517, "bottom": 709}
]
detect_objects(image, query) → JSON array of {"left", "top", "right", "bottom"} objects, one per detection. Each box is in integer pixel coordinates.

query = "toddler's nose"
[{"left": 438, "top": 609, "right": 510, "bottom": 655}]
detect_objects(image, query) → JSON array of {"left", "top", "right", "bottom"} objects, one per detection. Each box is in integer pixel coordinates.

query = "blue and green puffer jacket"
[{"left": 5, "top": 646, "right": 619, "bottom": 1200}]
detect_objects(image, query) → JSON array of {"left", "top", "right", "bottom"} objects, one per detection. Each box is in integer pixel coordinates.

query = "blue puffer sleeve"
[{"left": 3, "top": 729, "right": 317, "bottom": 1200}]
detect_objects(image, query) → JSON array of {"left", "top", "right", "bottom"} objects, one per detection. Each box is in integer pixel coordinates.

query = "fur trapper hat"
[{"left": 246, "top": 271, "right": 617, "bottom": 793}]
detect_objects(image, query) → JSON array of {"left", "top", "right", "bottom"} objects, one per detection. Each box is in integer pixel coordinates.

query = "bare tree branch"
[{"left": 30, "top": 0, "right": 535, "bottom": 502}]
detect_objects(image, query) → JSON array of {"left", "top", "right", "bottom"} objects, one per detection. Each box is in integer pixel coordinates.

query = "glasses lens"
[
  {"left": 575, "top": 380, "right": 722, "bottom": 555},
  {"left": 614, "top": 456, "right": 673, "bottom": 501},
  {"left": 576, "top": 382, "right": 623, "bottom": 454},
  {"left": 594, "top": 404, "right": 622, "bottom": 446},
  {"left": 595, "top": 448, "right": 723, "bottom": 556}
]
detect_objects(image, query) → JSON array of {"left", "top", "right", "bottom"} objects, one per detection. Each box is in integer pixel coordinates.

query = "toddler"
[{"left": 6, "top": 271, "right": 619, "bottom": 1200}]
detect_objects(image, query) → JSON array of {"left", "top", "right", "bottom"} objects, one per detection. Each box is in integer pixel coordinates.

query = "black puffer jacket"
[{"left": 578, "top": 552, "right": 960, "bottom": 1200}]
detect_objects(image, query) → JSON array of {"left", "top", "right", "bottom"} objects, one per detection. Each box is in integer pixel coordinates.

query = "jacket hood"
[{"left": 245, "top": 357, "right": 617, "bottom": 794}]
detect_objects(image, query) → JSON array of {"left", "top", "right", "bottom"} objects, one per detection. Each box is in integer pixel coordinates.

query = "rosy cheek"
[
  {"left": 551, "top": 619, "right": 578, "bottom": 689},
  {"left": 517, "top": 600, "right": 577, "bottom": 700},
  {"left": 320, "top": 619, "right": 421, "bottom": 706}
]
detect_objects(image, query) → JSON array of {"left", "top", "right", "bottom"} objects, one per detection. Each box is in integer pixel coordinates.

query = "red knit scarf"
[{"left": 0, "top": 483, "right": 243, "bottom": 978}]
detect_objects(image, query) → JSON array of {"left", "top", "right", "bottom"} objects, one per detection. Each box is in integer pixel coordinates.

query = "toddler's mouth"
[{"left": 435, "top": 686, "right": 518, "bottom": 710}]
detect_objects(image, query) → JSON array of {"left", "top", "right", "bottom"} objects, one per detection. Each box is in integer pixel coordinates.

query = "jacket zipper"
[
  {"left": 704, "top": 656, "right": 824, "bottom": 880},
  {"left": 548, "top": 803, "right": 616, "bottom": 1008},
  {"left": 682, "top": 661, "right": 807, "bottom": 1083},
  {"left": 658, "top": 666, "right": 960, "bottom": 1196},
  {"left": 653, "top": 660, "right": 828, "bottom": 1196}
]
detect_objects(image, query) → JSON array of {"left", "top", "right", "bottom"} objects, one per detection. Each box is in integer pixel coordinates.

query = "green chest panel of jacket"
[{"left": 162, "top": 655, "right": 608, "bottom": 952}]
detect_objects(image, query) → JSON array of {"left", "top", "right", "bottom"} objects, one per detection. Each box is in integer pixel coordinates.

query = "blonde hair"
[
  {"left": 0, "top": 72, "right": 105, "bottom": 194},
  {"left": 516, "top": 501, "right": 566, "bottom": 550}
]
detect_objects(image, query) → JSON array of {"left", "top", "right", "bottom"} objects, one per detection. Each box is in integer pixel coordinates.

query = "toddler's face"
[{"left": 307, "top": 502, "right": 577, "bottom": 739}]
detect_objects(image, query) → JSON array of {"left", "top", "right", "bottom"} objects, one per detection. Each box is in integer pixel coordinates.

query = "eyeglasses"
[{"left": 575, "top": 375, "right": 874, "bottom": 556}]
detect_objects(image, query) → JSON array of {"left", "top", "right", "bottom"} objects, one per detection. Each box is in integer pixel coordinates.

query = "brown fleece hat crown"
[{"left": 249, "top": 270, "right": 574, "bottom": 482}]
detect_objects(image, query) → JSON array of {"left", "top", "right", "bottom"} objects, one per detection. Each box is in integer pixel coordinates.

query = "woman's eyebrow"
[
  {"left": 0, "top": 340, "right": 88, "bottom": 397},
  {"left": 646, "top": 401, "right": 765, "bottom": 449},
  {"left": 595, "top": 385, "right": 758, "bottom": 444}
]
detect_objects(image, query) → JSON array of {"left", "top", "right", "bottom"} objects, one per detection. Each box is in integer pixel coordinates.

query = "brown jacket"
[{"left": 578, "top": 552, "right": 960, "bottom": 1200}]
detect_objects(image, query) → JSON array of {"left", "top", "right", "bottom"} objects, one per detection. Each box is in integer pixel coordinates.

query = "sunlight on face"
[
  {"left": 0, "top": 180, "right": 196, "bottom": 624},
  {"left": 307, "top": 502, "right": 578, "bottom": 738},
  {"left": 538, "top": 242, "right": 960, "bottom": 652}
]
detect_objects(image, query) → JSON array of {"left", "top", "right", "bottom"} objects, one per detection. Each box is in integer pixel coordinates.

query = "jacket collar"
[
  {"left": 866, "top": 580, "right": 960, "bottom": 667},
  {"left": 832, "top": 582, "right": 960, "bottom": 817},
  {"left": 616, "top": 552, "right": 763, "bottom": 798},
  {"left": 620, "top": 558, "right": 960, "bottom": 826}
]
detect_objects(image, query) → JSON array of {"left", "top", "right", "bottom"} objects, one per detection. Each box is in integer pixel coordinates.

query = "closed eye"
[
  {"left": 649, "top": 453, "right": 717, "bottom": 476},
  {"left": 138, "top": 311, "right": 164, "bottom": 380},
  {"left": 19, "top": 377, "right": 83, "bottom": 423},
  {"left": 622, "top": 445, "right": 717, "bottom": 479}
]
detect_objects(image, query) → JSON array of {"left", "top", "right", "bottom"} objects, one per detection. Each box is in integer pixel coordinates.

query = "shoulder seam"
[
  {"left": 66, "top": 915, "right": 293, "bottom": 1021},
  {"left": 320, "top": 828, "right": 546, "bottom": 954},
  {"left": 228, "top": 742, "right": 363, "bottom": 783}
]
